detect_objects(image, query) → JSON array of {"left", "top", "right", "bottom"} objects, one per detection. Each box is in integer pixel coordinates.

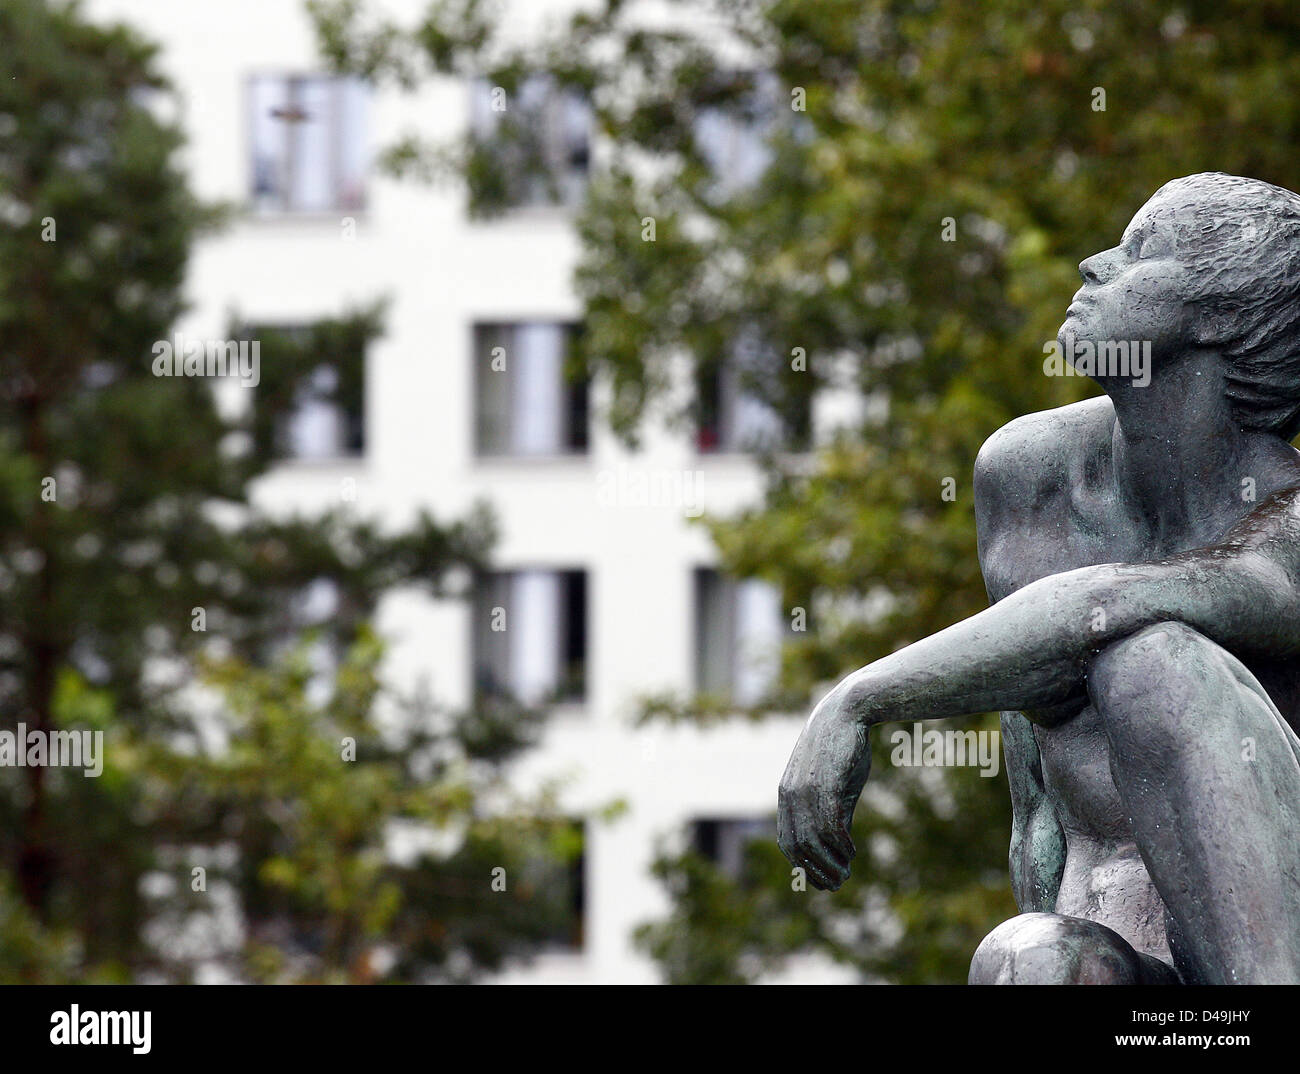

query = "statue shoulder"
[{"left": 974, "top": 397, "right": 1114, "bottom": 526}]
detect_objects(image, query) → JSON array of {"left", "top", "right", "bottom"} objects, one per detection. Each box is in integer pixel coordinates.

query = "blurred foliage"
[
  {"left": 133, "top": 630, "right": 575, "bottom": 984},
  {"left": 0, "top": 0, "right": 576, "bottom": 982},
  {"left": 311, "top": 0, "right": 1300, "bottom": 981}
]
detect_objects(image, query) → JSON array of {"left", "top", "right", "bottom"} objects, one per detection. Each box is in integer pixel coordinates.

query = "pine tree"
[{"left": 0, "top": 0, "right": 571, "bottom": 982}]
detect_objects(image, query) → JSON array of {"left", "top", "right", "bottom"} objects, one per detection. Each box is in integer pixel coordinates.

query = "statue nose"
[{"left": 1079, "top": 248, "right": 1118, "bottom": 285}]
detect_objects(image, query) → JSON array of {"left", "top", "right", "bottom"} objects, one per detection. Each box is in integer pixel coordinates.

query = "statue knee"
[
  {"left": 1089, "top": 621, "right": 1212, "bottom": 759},
  {"left": 970, "top": 913, "right": 1145, "bottom": 985}
]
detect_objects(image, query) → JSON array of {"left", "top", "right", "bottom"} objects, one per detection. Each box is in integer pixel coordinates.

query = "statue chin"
[{"left": 1057, "top": 318, "right": 1093, "bottom": 344}]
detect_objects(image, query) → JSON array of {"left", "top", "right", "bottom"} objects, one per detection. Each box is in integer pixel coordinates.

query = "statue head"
[{"left": 1060, "top": 171, "right": 1300, "bottom": 440}]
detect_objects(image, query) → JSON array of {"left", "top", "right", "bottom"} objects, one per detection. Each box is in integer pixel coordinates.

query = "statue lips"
[{"left": 1065, "top": 290, "right": 1096, "bottom": 319}]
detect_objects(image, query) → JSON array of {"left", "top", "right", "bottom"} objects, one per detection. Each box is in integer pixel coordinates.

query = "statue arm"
[
  {"left": 1001, "top": 713, "right": 1065, "bottom": 913},
  {"left": 778, "top": 484, "right": 1300, "bottom": 890},
  {"left": 809, "top": 484, "right": 1300, "bottom": 729}
]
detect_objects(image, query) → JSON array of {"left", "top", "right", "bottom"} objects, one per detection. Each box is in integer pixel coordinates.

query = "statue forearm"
[
  {"left": 830, "top": 564, "right": 1139, "bottom": 728},
  {"left": 781, "top": 495, "right": 1300, "bottom": 893},
  {"left": 828, "top": 546, "right": 1293, "bottom": 731}
]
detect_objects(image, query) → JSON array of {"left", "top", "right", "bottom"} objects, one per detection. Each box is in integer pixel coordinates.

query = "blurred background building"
[{"left": 83, "top": 0, "right": 848, "bottom": 983}]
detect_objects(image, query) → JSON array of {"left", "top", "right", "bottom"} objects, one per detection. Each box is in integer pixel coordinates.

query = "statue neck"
[{"left": 1104, "top": 349, "right": 1251, "bottom": 545}]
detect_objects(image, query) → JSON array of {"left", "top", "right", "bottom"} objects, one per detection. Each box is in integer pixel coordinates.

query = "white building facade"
[{"left": 89, "top": 0, "right": 849, "bottom": 984}]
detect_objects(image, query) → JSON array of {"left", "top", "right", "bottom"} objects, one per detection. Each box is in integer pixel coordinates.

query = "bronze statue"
[{"left": 778, "top": 172, "right": 1300, "bottom": 984}]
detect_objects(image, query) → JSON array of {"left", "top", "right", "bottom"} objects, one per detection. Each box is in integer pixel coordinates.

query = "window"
[
  {"left": 693, "top": 70, "right": 781, "bottom": 198},
  {"left": 245, "top": 322, "right": 366, "bottom": 462},
  {"left": 281, "top": 364, "right": 364, "bottom": 460},
  {"left": 695, "top": 362, "right": 811, "bottom": 454},
  {"left": 696, "top": 362, "right": 786, "bottom": 454},
  {"left": 249, "top": 74, "right": 368, "bottom": 214},
  {"left": 696, "top": 322, "right": 806, "bottom": 452},
  {"left": 521, "top": 819, "right": 586, "bottom": 950},
  {"left": 691, "top": 817, "right": 772, "bottom": 881},
  {"left": 261, "top": 577, "right": 342, "bottom": 705},
  {"left": 694, "top": 568, "right": 784, "bottom": 705},
  {"left": 468, "top": 75, "right": 590, "bottom": 211},
  {"left": 473, "top": 569, "right": 587, "bottom": 704},
  {"left": 245, "top": 318, "right": 372, "bottom": 462},
  {"left": 474, "top": 323, "right": 588, "bottom": 457},
  {"left": 294, "top": 578, "right": 341, "bottom": 703}
]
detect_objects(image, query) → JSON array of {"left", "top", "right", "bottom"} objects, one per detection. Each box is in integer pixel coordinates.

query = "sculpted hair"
[{"left": 1156, "top": 172, "right": 1300, "bottom": 441}]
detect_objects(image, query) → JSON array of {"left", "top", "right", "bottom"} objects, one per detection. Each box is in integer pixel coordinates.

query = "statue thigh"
[{"left": 977, "top": 621, "right": 1300, "bottom": 984}]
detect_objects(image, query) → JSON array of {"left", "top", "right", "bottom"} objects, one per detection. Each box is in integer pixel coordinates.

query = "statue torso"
[{"left": 976, "top": 396, "right": 1300, "bottom": 960}]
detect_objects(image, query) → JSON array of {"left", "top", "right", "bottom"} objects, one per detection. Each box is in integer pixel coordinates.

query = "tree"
[
  {"left": 132, "top": 630, "right": 578, "bottom": 984},
  {"left": 308, "top": 0, "right": 1300, "bottom": 981},
  {"left": 0, "top": 0, "right": 572, "bottom": 982}
]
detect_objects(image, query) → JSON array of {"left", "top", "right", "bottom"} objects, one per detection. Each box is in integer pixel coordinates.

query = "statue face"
[{"left": 1058, "top": 187, "right": 1199, "bottom": 373}]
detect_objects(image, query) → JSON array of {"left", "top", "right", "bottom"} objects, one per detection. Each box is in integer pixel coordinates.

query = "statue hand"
[{"left": 777, "top": 685, "right": 872, "bottom": 891}]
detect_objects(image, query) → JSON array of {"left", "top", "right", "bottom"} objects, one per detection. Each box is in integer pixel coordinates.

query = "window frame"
[
  {"left": 246, "top": 71, "right": 369, "bottom": 217},
  {"left": 470, "top": 320, "right": 590, "bottom": 461}
]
